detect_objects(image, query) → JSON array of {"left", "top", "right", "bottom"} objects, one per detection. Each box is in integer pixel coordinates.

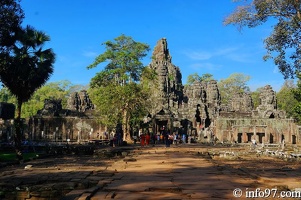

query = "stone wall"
[
  {"left": 146, "top": 38, "right": 298, "bottom": 144},
  {"left": 214, "top": 118, "right": 298, "bottom": 144},
  {"left": 28, "top": 117, "right": 106, "bottom": 142},
  {"left": 6, "top": 37, "right": 298, "bottom": 145}
]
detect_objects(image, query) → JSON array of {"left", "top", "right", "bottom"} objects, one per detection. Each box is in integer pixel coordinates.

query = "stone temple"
[
  {"left": 0, "top": 38, "right": 299, "bottom": 145},
  {"left": 145, "top": 38, "right": 299, "bottom": 144}
]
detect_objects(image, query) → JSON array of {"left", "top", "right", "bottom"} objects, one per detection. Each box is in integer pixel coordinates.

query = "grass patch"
[{"left": 0, "top": 152, "right": 40, "bottom": 162}]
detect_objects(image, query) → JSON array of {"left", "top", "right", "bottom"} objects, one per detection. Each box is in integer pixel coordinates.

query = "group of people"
[
  {"left": 137, "top": 126, "right": 190, "bottom": 147},
  {"left": 112, "top": 132, "right": 123, "bottom": 147},
  {"left": 139, "top": 133, "right": 151, "bottom": 146}
]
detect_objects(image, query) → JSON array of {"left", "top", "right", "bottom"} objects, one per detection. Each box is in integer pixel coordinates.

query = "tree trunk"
[
  {"left": 14, "top": 100, "right": 23, "bottom": 162},
  {"left": 122, "top": 108, "right": 132, "bottom": 143}
]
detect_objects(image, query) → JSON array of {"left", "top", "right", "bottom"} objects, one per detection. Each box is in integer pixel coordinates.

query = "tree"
[
  {"left": 186, "top": 73, "right": 214, "bottom": 85},
  {"left": 225, "top": 0, "right": 301, "bottom": 79},
  {"left": 186, "top": 73, "right": 201, "bottom": 85},
  {"left": 0, "top": 25, "right": 55, "bottom": 161},
  {"left": 87, "top": 34, "right": 150, "bottom": 142},
  {"left": 218, "top": 73, "right": 251, "bottom": 105},
  {"left": 0, "top": 0, "right": 24, "bottom": 53},
  {"left": 200, "top": 73, "right": 214, "bottom": 82},
  {"left": 0, "top": 80, "right": 79, "bottom": 118},
  {"left": 277, "top": 79, "right": 298, "bottom": 118},
  {"left": 251, "top": 86, "right": 264, "bottom": 109},
  {"left": 292, "top": 73, "right": 301, "bottom": 123},
  {"left": 0, "top": 86, "right": 16, "bottom": 104}
]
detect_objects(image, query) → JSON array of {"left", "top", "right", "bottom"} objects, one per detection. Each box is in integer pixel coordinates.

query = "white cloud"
[
  {"left": 183, "top": 46, "right": 257, "bottom": 63},
  {"left": 215, "top": 47, "right": 239, "bottom": 56}
]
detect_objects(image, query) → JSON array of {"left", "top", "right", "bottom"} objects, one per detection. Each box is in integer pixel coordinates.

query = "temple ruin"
[
  {"left": 146, "top": 38, "right": 299, "bottom": 145},
  {"left": 0, "top": 38, "right": 299, "bottom": 145}
]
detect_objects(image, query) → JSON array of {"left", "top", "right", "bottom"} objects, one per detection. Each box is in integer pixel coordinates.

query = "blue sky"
[{"left": 20, "top": 0, "right": 286, "bottom": 91}]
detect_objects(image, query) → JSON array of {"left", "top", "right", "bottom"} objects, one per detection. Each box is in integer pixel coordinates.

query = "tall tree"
[
  {"left": 218, "top": 73, "right": 251, "bottom": 105},
  {"left": 0, "top": 25, "right": 55, "bottom": 161},
  {"left": 225, "top": 0, "right": 301, "bottom": 79},
  {"left": 0, "top": 0, "right": 24, "bottom": 53},
  {"left": 277, "top": 79, "right": 298, "bottom": 118},
  {"left": 87, "top": 34, "right": 150, "bottom": 142},
  {"left": 292, "top": 73, "right": 301, "bottom": 123}
]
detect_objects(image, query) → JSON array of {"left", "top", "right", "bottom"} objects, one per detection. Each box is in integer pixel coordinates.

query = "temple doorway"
[
  {"left": 247, "top": 133, "right": 253, "bottom": 142},
  {"left": 237, "top": 133, "right": 242, "bottom": 143},
  {"left": 269, "top": 133, "right": 274, "bottom": 143},
  {"left": 292, "top": 135, "right": 297, "bottom": 144},
  {"left": 256, "top": 133, "right": 265, "bottom": 143},
  {"left": 155, "top": 119, "right": 168, "bottom": 134}
]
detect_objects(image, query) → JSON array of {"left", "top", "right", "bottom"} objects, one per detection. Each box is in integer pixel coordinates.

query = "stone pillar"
[
  {"left": 242, "top": 132, "right": 247, "bottom": 143},
  {"left": 265, "top": 127, "right": 269, "bottom": 144},
  {"left": 232, "top": 128, "right": 237, "bottom": 142},
  {"left": 253, "top": 126, "right": 258, "bottom": 142}
]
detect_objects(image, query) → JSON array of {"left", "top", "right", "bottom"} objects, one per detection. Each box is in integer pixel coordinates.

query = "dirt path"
[{"left": 1, "top": 144, "right": 301, "bottom": 199}]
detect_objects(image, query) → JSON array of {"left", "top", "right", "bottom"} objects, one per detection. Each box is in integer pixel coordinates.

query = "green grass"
[{"left": 0, "top": 152, "right": 40, "bottom": 162}]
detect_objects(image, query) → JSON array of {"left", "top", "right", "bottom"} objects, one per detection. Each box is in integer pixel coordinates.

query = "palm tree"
[{"left": 0, "top": 25, "right": 55, "bottom": 161}]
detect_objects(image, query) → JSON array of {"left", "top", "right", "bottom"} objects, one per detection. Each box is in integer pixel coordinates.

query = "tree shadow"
[{"left": 1, "top": 145, "right": 301, "bottom": 199}]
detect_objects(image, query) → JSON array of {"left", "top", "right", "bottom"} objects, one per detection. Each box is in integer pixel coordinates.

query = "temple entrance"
[
  {"left": 247, "top": 133, "right": 253, "bottom": 142},
  {"left": 269, "top": 133, "right": 274, "bottom": 143},
  {"left": 256, "top": 133, "right": 265, "bottom": 143},
  {"left": 237, "top": 133, "right": 242, "bottom": 143},
  {"left": 155, "top": 119, "right": 168, "bottom": 134},
  {"left": 292, "top": 135, "right": 297, "bottom": 144}
]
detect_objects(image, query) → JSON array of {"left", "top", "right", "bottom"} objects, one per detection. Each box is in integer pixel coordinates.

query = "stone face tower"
[
  {"left": 148, "top": 38, "right": 183, "bottom": 123},
  {"left": 147, "top": 38, "right": 221, "bottom": 133}
]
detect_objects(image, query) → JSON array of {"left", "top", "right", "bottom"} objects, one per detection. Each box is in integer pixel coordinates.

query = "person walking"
[
  {"left": 145, "top": 133, "right": 151, "bottom": 146},
  {"left": 140, "top": 133, "right": 146, "bottom": 147}
]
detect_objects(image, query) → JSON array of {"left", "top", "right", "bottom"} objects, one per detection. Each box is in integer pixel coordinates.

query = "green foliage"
[
  {"left": 87, "top": 34, "right": 150, "bottom": 140},
  {"left": 0, "top": 87, "right": 16, "bottom": 104},
  {"left": 186, "top": 73, "right": 214, "bottom": 85},
  {"left": 225, "top": 0, "right": 301, "bottom": 78},
  {"left": 0, "top": 25, "right": 55, "bottom": 114},
  {"left": 218, "top": 73, "right": 251, "bottom": 105},
  {"left": 277, "top": 79, "right": 298, "bottom": 118},
  {"left": 292, "top": 73, "right": 301, "bottom": 123},
  {"left": 0, "top": 80, "right": 77, "bottom": 119},
  {"left": 200, "top": 73, "right": 214, "bottom": 82},
  {"left": 88, "top": 34, "right": 150, "bottom": 86},
  {"left": 251, "top": 87, "right": 264, "bottom": 109},
  {"left": 0, "top": 0, "right": 24, "bottom": 52},
  {"left": 186, "top": 73, "right": 200, "bottom": 85}
]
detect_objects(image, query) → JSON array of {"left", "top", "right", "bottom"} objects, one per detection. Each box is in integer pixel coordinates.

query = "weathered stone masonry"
[
  {"left": 146, "top": 38, "right": 299, "bottom": 144},
  {"left": 0, "top": 38, "right": 298, "bottom": 145}
]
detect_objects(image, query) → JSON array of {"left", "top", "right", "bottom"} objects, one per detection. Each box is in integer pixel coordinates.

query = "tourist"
[
  {"left": 168, "top": 133, "right": 174, "bottom": 145},
  {"left": 156, "top": 133, "right": 160, "bottom": 144},
  {"left": 113, "top": 133, "right": 118, "bottom": 147},
  {"left": 182, "top": 133, "right": 186, "bottom": 144},
  {"left": 145, "top": 133, "right": 151, "bottom": 146},
  {"left": 151, "top": 133, "right": 156, "bottom": 145},
  {"left": 140, "top": 133, "right": 146, "bottom": 147},
  {"left": 133, "top": 135, "right": 137, "bottom": 144},
  {"left": 160, "top": 134, "right": 163, "bottom": 144},
  {"left": 173, "top": 133, "right": 178, "bottom": 145},
  {"left": 164, "top": 130, "right": 170, "bottom": 147}
]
